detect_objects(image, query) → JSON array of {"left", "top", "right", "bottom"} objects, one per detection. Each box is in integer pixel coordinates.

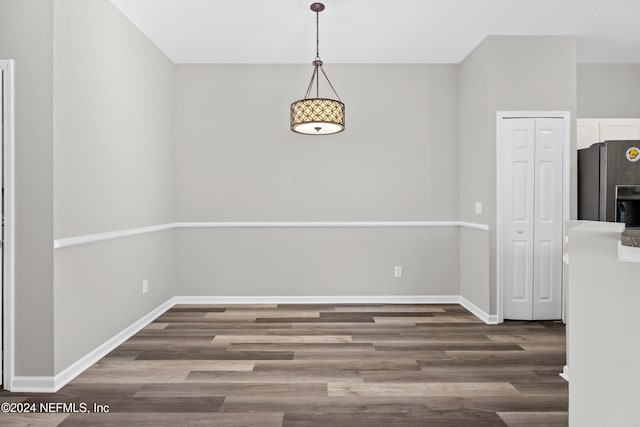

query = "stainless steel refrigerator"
[{"left": 578, "top": 140, "right": 640, "bottom": 227}]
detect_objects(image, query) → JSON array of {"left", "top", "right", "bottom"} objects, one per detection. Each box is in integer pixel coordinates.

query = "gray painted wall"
[
  {"left": 174, "top": 64, "right": 461, "bottom": 296},
  {"left": 174, "top": 64, "right": 459, "bottom": 222},
  {"left": 458, "top": 40, "right": 491, "bottom": 313},
  {"left": 458, "top": 36, "right": 577, "bottom": 315},
  {"left": 0, "top": 0, "right": 55, "bottom": 376},
  {"left": 54, "top": 231, "right": 175, "bottom": 372},
  {"left": 54, "top": 0, "right": 175, "bottom": 237},
  {"left": 177, "top": 228, "right": 459, "bottom": 297},
  {"left": 577, "top": 64, "right": 640, "bottom": 118},
  {"left": 52, "top": 0, "right": 175, "bottom": 373}
]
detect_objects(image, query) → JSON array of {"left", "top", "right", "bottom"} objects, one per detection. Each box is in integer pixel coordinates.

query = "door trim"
[
  {"left": 1, "top": 60, "right": 15, "bottom": 389},
  {"left": 496, "top": 111, "right": 571, "bottom": 323}
]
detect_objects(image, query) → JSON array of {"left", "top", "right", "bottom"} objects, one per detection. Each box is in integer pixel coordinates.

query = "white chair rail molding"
[{"left": 53, "top": 221, "right": 490, "bottom": 249}]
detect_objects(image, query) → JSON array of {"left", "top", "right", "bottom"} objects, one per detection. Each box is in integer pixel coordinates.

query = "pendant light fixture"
[{"left": 290, "top": 2, "right": 345, "bottom": 135}]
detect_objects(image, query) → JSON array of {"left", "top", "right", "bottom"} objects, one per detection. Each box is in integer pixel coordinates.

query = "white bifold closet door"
[{"left": 502, "top": 117, "right": 563, "bottom": 320}]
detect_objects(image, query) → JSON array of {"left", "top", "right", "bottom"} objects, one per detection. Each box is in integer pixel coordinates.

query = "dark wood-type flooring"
[{"left": 0, "top": 304, "right": 567, "bottom": 426}]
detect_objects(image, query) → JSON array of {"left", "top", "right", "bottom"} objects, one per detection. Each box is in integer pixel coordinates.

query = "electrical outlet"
[
  {"left": 475, "top": 202, "right": 482, "bottom": 214},
  {"left": 142, "top": 279, "right": 149, "bottom": 294},
  {"left": 394, "top": 266, "right": 402, "bottom": 278}
]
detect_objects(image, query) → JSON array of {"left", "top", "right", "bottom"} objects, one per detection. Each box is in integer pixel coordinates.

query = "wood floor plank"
[
  {"left": 0, "top": 396, "right": 28, "bottom": 403},
  {"left": 253, "top": 359, "right": 421, "bottom": 371},
  {"left": 211, "top": 335, "right": 353, "bottom": 344},
  {"left": 288, "top": 322, "right": 417, "bottom": 329},
  {"left": 153, "top": 313, "right": 208, "bottom": 323},
  {"left": 421, "top": 364, "right": 564, "bottom": 376},
  {"left": 517, "top": 344, "right": 566, "bottom": 352},
  {"left": 118, "top": 336, "right": 222, "bottom": 352},
  {"left": 375, "top": 316, "right": 481, "bottom": 324},
  {"left": 225, "top": 343, "right": 375, "bottom": 352},
  {"left": 135, "top": 350, "right": 294, "bottom": 361},
  {"left": 293, "top": 350, "right": 457, "bottom": 361},
  {"left": 276, "top": 304, "right": 339, "bottom": 310},
  {"left": 143, "top": 323, "right": 168, "bottom": 330},
  {"left": 426, "top": 395, "right": 569, "bottom": 412},
  {"left": 438, "top": 350, "right": 565, "bottom": 366},
  {"left": 498, "top": 411, "right": 568, "bottom": 427},
  {"left": 134, "top": 382, "right": 327, "bottom": 398},
  {"left": 28, "top": 383, "right": 145, "bottom": 399},
  {"left": 59, "top": 412, "right": 284, "bottom": 427},
  {"left": 145, "top": 328, "right": 309, "bottom": 337},
  {"left": 282, "top": 411, "right": 507, "bottom": 427},
  {"left": 344, "top": 311, "right": 438, "bottom": 318},
  {"left": 91, "top": 360, "right": 255, "bottom": 371},
  {"left": 351, "top": 334, "right": 493, "bottom": 343},
  {"left": 374, "top": 342, "right": 524, "bottom": 351},
  {"left": 164, "top": 322, "right": 293, "bottom": 330},
  {"left": 327, "top": 381, "right": 520, "bottom": 397},
  {"left": 168, "top": 307, "right": 227, "bottom": 313},
  {"left": 186, "top": 370, "right": 365, "bottom": 383},
  {"left": 255, "top": 314, "right": 375, "bottom": 323},
  {"left": 22, "top": 396, "right": 225, "bottom": 413},
  {"left": 0, "top": 413, "right": 70, "bottom": 426},
  {"left": 263, "top": 328, "right": 408, "bottom": 336},
  {"left": 361, "top": 369, "right": 542, "bottom": 383},
  {"left": 173, "top": 304, "right": 278, "bottom": 309},
  {"left": 333, "top": 306, "right": 446, "bottom": 313},
  {"left": 510, "top": 382, "right": 568, "bottom": 396},
  {"left": 206, "top": 310, "right": 322, "bottom": 319},
  {"left": 126, "top": 336, "right": 216, "bottom": 343},
  {"left": 72, "top": 367, "right": 193, "bottom": 384},
  {"left": 107, "top": 396, "right": 225, "bottom": 412},
  {"left": 119, "top": 343, "right": 228, "bottom": 352},
  {"left": 103, "top": 349, "right": 144, "bottom": 360},
  {"left": 161, "top": 315, "right": 259, "bottom": 323},
  {"left": 486, "top": 334, "right": 566, "bottom": 343},
  {"left": 221, "top": 396, "right": 435, "bottom": 413}
]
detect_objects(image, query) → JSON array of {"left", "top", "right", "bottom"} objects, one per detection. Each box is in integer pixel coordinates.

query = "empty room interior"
[{"left": 1, "top": 0, "right": 640, "bottom": 426}]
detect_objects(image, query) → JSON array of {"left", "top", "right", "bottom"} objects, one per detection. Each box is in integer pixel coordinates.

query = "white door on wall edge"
[
  {"left": 0, "top": 65, "right": 4, "bottom": 384},
  {"left": 0, "top": 59, "right": 14, "bottom": 389},
  {"left": 501, "top": 117, "right": 563, "bottom": 321}
]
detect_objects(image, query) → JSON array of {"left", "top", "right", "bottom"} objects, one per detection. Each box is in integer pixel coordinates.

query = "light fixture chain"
[
  {"left": 315, "top": 10, "right": 320, "bottom": 98},
  {"left": 316, "top": 11, "right": 320, "bottom": 60}
]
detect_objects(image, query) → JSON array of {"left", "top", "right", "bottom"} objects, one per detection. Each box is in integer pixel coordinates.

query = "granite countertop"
[{"left": 621, "top": 228, "right": 640, "bottom": 247}]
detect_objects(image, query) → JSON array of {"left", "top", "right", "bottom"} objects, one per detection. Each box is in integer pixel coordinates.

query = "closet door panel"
[
  {"left": 502, "top": 118, "right": 536, "bottom": 320},
  {"left": 532, "top": 118, "right": 564, "bottom": 320}
]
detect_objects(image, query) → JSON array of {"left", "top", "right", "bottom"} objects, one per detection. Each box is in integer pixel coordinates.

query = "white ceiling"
[{"left": 109, "top": 0, "right": 640, "bottom": 64}]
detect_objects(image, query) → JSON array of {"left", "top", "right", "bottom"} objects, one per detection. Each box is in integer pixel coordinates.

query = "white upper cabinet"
[
  {"left": 577, "top": 119, "right": 600, "bottom": 150},
  {"left": 599, "top": 119, "right": 640, "bottom": 141},
  {"left": 577, "top": 118, "right": 640, "bottom": 150}
]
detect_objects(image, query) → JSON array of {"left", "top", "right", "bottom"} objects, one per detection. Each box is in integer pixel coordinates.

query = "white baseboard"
[
  {"left": 10, "top": 376, "right": 56, "bottom": 393},
  {"left": 10, "top": 298, "right": 176, "bottom": 393},
  {"left": 560, "top": 364, "right": 569, "bottom": 382},
  {"left": 176, "top": 296, "right": 499, "bottom": 325},
  {"left": 11, "top": 294, "right": 498, "bottom": 393},
  {"left": 173, "top": 295, "right": 461, "bottom": 305},
  {"left": 459, "top": 296, "right": 499, "bottom": 325}
]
